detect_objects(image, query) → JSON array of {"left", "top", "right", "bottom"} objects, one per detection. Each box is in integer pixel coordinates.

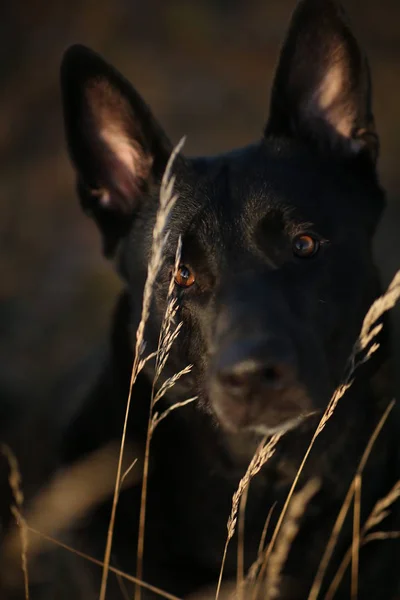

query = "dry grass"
[
  {"left": 1, "top": 140, "right": 192, "bottom": 600},
  {"left": 364, "top": 480, "right": 400, "bottom": 531},
  {"left": 1, "top": 151, "right": 400, "bottom": 600},
  {"left": 187, "top": 482, "right": 319, "bottom": 600},
  {"left": 236, "top": 484, "right": 249, "bottom": 600},
  {"left": 0, "top": 139, "right": 194, "bottom": 600},
  {"left": 96, "top": 137, "right": 189, "bottom": 600},
  {"left": 25, "top": 527, "right": 182, "bottom": 600},
  {"left": 307, "top": 399, "right": 396, "bottom": 600},
  {"left": 135, "top": 139, "right": 200, "bottom": 600},
  {"left": 244, "top": 503, "right": 277, "bottom": 591},
  {"left": 265, "top": 479, "right": 320, "bottom": 600},
  {"left": 351, "top": 474, "right": 362, "bottom": 599},
  {"left": 1, "top": 444, "right": 29, "bottom": 600},
  {"left": 215, "top": 433, "right": 283, "bottom": 600},
  {"left": 324, "top": 478, "right": 400, "bottom": 600},
  {"left": 0, "top": 440, "right": 141, "bottom": 588},
  {"left": 99, "top": 168, "right": 179, "bottom": 598},
  {"left": 253, "top": 270, "right": 400, "bottom": 598}
]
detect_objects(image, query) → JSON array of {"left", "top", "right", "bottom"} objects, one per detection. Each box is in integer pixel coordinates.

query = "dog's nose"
[
  {"left": 215, "top": 338, "right": 297, "bottom": 396},
  {"left": 218, "top": 360, "right": 295, "bottom": 393}
]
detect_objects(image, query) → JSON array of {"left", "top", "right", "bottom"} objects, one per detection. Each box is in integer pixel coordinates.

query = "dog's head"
[{"left": 61, "top": 0, "right": 385, "bottom": 436}]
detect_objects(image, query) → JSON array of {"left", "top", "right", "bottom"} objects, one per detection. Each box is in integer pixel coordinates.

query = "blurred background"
[{"left": 1, "top": 0, "right": 399, "bottom": 404}]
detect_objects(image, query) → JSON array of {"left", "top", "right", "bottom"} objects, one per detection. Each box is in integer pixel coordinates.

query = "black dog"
[{"left": 11, "top": 0, "right": 399, "bottom": 598}]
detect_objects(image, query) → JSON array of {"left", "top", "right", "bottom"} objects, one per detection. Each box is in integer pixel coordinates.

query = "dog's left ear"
[
  {"left": 265, "top": 0, "right": 378, "bottom": 164},
  {"left": 61, "top": 45, "right": 175, "bottom": 257}
]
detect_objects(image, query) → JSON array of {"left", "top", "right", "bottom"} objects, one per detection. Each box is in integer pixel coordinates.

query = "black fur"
[{"left": 3, "top": 1, "right": 400, "bottom": 598}]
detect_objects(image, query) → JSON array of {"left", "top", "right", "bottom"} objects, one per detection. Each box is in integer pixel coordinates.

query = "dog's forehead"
[{"left": 175, "top": 140, "right": 357, "bottom": 241}]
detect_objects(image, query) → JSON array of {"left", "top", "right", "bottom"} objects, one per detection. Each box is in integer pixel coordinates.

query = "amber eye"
[
  {"left": 174, "top": 265, "right": 195, "bottom": 288},
  {"left": 292, "top": 234, "right": 319, "bottom": 258}
]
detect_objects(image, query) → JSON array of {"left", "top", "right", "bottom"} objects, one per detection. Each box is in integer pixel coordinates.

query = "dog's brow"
[{"left": 287, "top": 221, "right": 316, "bottom": 235}]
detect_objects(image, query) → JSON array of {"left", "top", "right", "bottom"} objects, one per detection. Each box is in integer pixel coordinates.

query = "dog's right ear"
[
  {"left": 265, "top": 0, "right": 378, "bottom": 164},
  {"left": 61, "top": 45, "right": 173, "bottom": 257}
]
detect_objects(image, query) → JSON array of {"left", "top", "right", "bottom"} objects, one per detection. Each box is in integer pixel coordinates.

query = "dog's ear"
[
  {"left": 265, "top": 0, "right": 378, "bottom": 164},
  {"left": 61, "top": 45, "right": 173, "bottom": 257}
]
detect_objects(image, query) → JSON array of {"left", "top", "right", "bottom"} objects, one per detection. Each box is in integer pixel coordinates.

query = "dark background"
[{"left": 1, "top": 0, "right": 399, "bottom": 402}]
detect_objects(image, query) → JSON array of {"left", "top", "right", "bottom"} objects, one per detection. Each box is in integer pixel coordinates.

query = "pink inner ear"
[
  {"left": 303, "top": 48, "right": 364, "bottom": 153},
  {"left": 84, "top": 80, "right": 154, "bottom": 203},
  {"left": 312, "top": 62, "right": 354, "bottom": 137},
  {"left": 100, "top": 124, "right": 142, "bottom": 180}
]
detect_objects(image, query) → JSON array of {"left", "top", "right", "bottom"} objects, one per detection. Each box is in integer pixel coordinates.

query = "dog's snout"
[
  {"left": 215, "top": 338, "right": 297, "bottom": 395},
  {"left": 209, "top": 337, "right": 310, "bottom": 433},
  {"left": 218, "top": 358, "right": 295, "bottom": 394}
]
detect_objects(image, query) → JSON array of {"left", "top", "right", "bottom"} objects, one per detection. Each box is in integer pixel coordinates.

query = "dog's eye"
[
  {"left": 174, "top": 265, "right": 195, "bottom": 288},
  {"left": 292, "top": 234, "right": 319, "bottom": 258}
]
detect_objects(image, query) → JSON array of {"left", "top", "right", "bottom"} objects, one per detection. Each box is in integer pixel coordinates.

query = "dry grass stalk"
[
  {"left": 129, "top": 237, "right": 186, "bottom": 576},
  {"left": 120, "top": 458, "right": 138, "bottom": 490},
  {"left": 137, "top": 350, "right": 159, "bottom": 373},
  {"left": 245, "top": 503, "right": 277, "bottom": 591},
  {"left": 351, "top": 474, "right": 362, "bottom": 599},
  {"left": 363, "top": 480, "right": 400, "bottom": 531},
  {"left": 136, "top": 372, "right": 195, "bottom": 598},
  {"left": 362, "top": 531, "right": 400, "bottom": 543},
  {"left": 23, "top": 526, "right": 183, "bottom": 600},
  {"left": 1, "top": 441, "right": 141, "bottom": 593},
  {"left": 236, "top": 485, "right": 249, "bottom": 600},
  {"left": 100, "top": 136, "right": 186, "bottom": 600},
  {"left": 256, "top": 270, "right": 400, "bottom": 592},
  {"left": 151, "top": 396, "right": 198, "bottom": 431},
  {"left": 265, "top": 479, "right": 320, "bottom": 600},
  {"left": 325, "top": 478, "right": 400, "bottom": 600},
  {"left": 153, "top": 364, "right": 193, "bottom": 406},
  {"left": 315, "top": 383, "right": 352, "bottom": 436},
  {"left": 136, "top": 140, "right": 201, "bottom": 600},
  {"left": 228, "top": 435, "right": 283, "bottom": 540},
  {"left": 258, "top": 503, "right": 277, "bottom": 558},
  {"left": 153, "top": 235, "right": 183, "bottom": 389},
  {"left": 1, "top": 444, "right": 29, "bottom": 600},
  {"left": 187, "top": 581, "right": 239, "bottom": 600},
  {"left": 116, "top": 569, "right": 132, "bottom": 600},
  {"left": 307, "top": 399, "right": 395, "bottom": 600},
  {"left": 357, "top": 271, "right": 400, "bottom": 355},
  {"left": 215, "top": 433, "right": 283, "bottom": 600},
  {"left": 316, "top": 271, "right": 399, "bottom": 437}
]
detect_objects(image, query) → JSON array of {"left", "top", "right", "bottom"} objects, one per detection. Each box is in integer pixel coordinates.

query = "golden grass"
[
  {"left": 351, "top": 473, "right": 362, "bottom": 599},
  {"left": 1, "top": 152, "right": 400, "bottom": 600},
  {"left": 135, "top": 140, "right": 199, "bottom": 600},
  {"left": 325, "top": 477, "right": 400, "bottom": 600},
  {"left": 236, "top": 485, "right": 249, "bottom": 600},
  {"left": 215, "top": 433, "right": 283, "bottom": 600},
  {"left": 264, "top": 479, "right": 320, "bottom": 600},
  {"left": 245, "top": 502, "right": 277, "bottom": 591},
  {"left": 1, "top": 444, "right": 29, "bottom": 600},
  {"left": 266, "top": 480, "right": 319, "bottom": 600},
  {"left": 307, "top": 399, "right": 396, "bottom": 600},
  {"left": 252, "top": 270, "right": 400, "bottom": 599},
  {"left": 1, "top": 443, "right": 143, "bottom": 579},
  {"left": 25, "top": 527, "right": 182, "bottom": 600},
  {"left": 1, "top": 138, "right": 193, "bottom": 600},
  {"left": 95, "top": 137, "right": 187, "bottom": 600}
]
